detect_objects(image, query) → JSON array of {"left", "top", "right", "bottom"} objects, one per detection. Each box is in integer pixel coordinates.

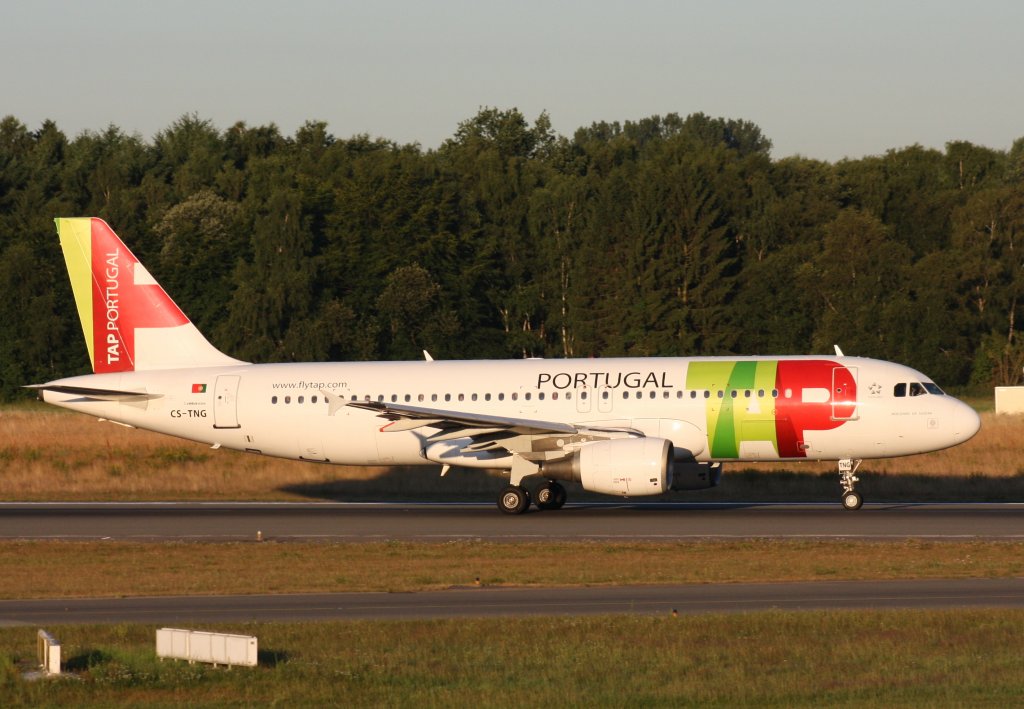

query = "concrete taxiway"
[
  {"left": 2, "top": 578, "right": 1023, "bottom": 626},
  {"left": 0, "top": 502, "right": 1021, "bottom": 541}
]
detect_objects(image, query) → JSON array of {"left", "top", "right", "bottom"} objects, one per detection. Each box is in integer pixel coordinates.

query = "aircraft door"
[
  {"left": 831, "top": 366, "right": 858, "bottom": 421},
  {"left": 213, "top": 375, "right": 241, "bottom": 429}
]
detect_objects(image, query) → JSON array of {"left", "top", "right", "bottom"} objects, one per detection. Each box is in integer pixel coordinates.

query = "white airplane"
[{"left": 32, "top": 218, "right": 981, "bottom": 513}]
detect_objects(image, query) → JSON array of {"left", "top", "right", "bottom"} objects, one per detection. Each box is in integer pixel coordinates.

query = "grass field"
[
  {"left": 2, "top": 539, "right": 1023, "bottom": 599},
  {"left": 3, "top": 611, "right": 1024, "bottom": 706},
  {"left": 1, "top": 405, "right": 1022, "bottom": 502}
]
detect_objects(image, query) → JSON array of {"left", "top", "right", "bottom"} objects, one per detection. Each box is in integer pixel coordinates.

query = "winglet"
[
  {"left": 54, "top": 218, "right": 245, "bottom": 372},
  {"left": 834, "top": 345, "right": 844, "bottom": 357}
]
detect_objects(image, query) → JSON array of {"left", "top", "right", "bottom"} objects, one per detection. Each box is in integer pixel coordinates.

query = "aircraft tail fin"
[{"left": 55, "top": 218, "right": 245, "bottom": 373}]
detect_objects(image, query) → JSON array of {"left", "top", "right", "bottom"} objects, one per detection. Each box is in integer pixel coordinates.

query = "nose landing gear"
[{"left": 838, "top": 458, "right": 863, "bottom": 510}]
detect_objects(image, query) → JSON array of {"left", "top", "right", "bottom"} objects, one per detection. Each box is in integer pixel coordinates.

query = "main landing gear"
[
  {"left": 497, "top": 481, "right": 567, "bottom": 514},
  {"left": 535, "top": 481, "right": 567, "bottom": 511},
  {"left": 839, "top": 458, "right": 864, "bottom": 510}
]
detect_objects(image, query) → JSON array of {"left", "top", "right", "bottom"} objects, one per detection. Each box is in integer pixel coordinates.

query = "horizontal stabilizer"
[{"left": 26, "top": 384, "right": 163, "bottom": 402}]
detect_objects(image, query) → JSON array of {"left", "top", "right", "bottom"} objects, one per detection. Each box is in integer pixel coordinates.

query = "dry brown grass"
[
  {"left": 1, "top": 405, "right": 1021, "bottom": 501},
  {"left": 0, "top": 406, "right": 410, "bottom": 501},
  {"left": 1, "top": 539, "right": 1021, "bottom": 599}
]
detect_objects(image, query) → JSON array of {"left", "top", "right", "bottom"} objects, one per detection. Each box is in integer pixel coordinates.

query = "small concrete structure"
[
  {"left": 995, "top": 386, "right": 1024, "bottom": 414},
  {"left": 37, "top": 630, "right": 60, "bottom": 675},
  {"left": 156, "top": 628, "right": 257, "bottom": 667}
]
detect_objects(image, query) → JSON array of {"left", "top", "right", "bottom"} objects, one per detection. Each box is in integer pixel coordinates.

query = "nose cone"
[{"left": 952, "top": 400, "right": 982, "bottom": 443}]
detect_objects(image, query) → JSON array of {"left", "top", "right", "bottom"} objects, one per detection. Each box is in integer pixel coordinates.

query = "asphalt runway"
[
  {"left": 0, "top": 501, "right": 1021, "bottom": 541},
  {"left": 3, "top": 578, "right": 1024, "bottom": 626}
]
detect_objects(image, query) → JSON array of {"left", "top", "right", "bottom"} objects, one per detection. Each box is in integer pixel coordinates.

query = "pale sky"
[{"left": 4, "top": 0, "right": 1023, "bottom": 161}]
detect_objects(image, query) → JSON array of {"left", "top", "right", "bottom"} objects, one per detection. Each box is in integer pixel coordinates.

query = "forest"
[{"left": 0, "top": 108, "right": 1022, "bottom": 400}]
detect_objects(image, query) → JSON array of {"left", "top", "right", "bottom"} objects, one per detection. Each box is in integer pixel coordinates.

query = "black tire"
[
  {"left": 841, "top": 490, "right": 863, "bottom": 511},
  {"left": 550, "top": 482, "right": 567, "bottom": 509},
  {"left": 535, "top": 481, "right": 567, "bottom": 511},
  {"left": 498, "top": 486, "right": 530, "bottom": 515}
]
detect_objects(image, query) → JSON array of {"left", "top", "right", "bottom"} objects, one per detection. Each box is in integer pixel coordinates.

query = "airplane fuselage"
[{"left": 42, "top": 355, "right": 980, "bottom": 467}]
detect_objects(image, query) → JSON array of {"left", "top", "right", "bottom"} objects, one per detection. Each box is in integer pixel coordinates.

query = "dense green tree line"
[{"left": 1, "top": 109, "right": 1022, "bottom": 399}]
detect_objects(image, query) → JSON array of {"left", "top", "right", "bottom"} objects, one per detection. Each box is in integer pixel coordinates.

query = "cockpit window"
[{"left": 895, "top": 381, "right": 941, "bottom": 397}]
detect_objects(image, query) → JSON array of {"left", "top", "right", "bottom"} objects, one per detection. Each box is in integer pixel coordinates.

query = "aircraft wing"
[{"left": 346, "top": 399, "right": 644, "bottom": 470}]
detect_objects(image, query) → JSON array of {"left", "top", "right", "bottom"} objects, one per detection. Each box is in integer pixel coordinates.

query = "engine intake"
[{"left": 542, "top": 437, "right": 673, "bottom": 496}]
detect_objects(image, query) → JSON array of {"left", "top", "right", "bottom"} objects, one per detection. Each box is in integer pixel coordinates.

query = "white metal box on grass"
[
  {"left": 994, "top": 386, "right": 1024, "bottom": 414},
  {"left": 156, "top": 628, "right": 257, "bottom": 667},
  {"left": 37, "top": 630, "right": 60, "bottom": 675}
]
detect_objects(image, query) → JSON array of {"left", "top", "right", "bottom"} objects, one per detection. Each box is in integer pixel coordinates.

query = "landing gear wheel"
[
  {"left": 498, "top": 486, "right": 531, "bottom": 515},
  {"left": 837, "top": 458, "right": 864, "bottom": 512},
  {"left": 535, "top": 482, "right": 567, "bottom": 511}
]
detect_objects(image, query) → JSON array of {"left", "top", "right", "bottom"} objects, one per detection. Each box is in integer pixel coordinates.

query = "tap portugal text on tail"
[{"left": 31, "top": 218, "right": 981, "bottom": 513}]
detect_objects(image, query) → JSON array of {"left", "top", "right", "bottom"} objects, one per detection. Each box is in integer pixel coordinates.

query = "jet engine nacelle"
[{"left": 542, "top": 437, "right": 673, "bottom": 496}]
